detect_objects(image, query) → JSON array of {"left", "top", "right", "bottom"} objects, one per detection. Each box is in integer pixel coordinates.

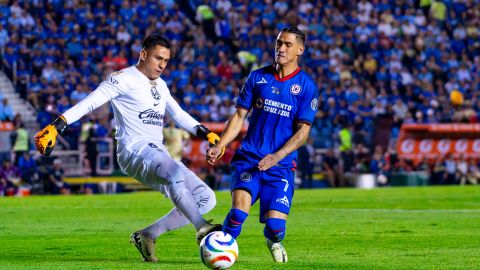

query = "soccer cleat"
[
  {"left": 130, "top": 231, "right": 158, "bottom": 262},
  {"left": 266, "top": 238, "right": 288, "bottom": 263},
  {"left": 196, "top": 221, "right": 223, "bottom": 245}
]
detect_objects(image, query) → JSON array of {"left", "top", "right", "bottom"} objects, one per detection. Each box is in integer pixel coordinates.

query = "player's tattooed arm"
[{"left": 258, "top": 122, "right": 311, "bottom": 171}]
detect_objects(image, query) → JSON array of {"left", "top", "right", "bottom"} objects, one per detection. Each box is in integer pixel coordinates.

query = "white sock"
[
  {"left": 142, "top": 174, "right": 217, "bottom": 239},
  {"left": 142, "top": 208, "right": 190, "bottom": 239}
]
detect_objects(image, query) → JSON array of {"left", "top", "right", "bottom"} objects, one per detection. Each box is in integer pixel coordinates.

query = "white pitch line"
[{"left": 315, "top": 208, "right": 480, "bottom": 213}]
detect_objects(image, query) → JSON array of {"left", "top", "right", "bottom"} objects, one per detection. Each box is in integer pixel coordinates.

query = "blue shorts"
[{"left": 230, "top": 155, "right": 295, "bottom": 223}]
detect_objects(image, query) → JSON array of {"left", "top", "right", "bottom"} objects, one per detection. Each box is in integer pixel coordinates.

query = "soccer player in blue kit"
[{"left": 207, "top": 26, "right": 319, "bottom": 263}]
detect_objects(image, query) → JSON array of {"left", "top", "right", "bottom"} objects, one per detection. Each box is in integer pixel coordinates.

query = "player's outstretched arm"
[
  {"left": 34, "top": 74, "right": 122, "bottom": 156},
  {"left": 258, "top": 122, "right": 311, "bottom": 171},
  {"left": 206, "top": 108, "right": 248, "bottom": 165},
  {"left": 34, "top": 116, "right": 67, "bottom": 156}
]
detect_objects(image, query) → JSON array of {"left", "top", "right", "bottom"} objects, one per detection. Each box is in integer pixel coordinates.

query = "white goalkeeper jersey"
[{"left": 62, "top": 66, "right": 200, "bottom": 146}]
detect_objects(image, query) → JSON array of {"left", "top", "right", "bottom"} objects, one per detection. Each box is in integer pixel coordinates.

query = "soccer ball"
[
  {"left": 450, "top": 90, "right": 463, "bottom": 106},
  {"left": 199, "top": 231, "right": 238, "bottom": 269}
]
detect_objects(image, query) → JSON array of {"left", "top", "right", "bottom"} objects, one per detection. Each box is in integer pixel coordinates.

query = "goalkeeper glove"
[
  {"left": 196, "top": 125, "right": 225, "bottom": 158},
  {"left": 34, "top": 116, "right": 67, "bottom": 156}
]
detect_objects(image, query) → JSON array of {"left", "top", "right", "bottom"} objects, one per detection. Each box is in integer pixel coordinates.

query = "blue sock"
[
  {"left": 222, "top": 208, "right": 248, "bottom": 239},
  {"left": 264, "top": 218, "right": 286, "bottom": 243}
]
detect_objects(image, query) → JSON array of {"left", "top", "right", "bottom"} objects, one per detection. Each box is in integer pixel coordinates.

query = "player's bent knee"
[
  {"left": 198, "top": 187, "right": 216, "bottom": 215},
  {"left": 266, "top": 210, "right": 288, "bottom": 219},
  {"left": 264, "top": 218, "right": 286, "bottom": 242}
]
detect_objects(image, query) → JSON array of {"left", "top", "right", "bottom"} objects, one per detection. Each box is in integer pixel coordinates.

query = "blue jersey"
[{"left": 235, "top": 65, "right": 319, "bottom": 168}]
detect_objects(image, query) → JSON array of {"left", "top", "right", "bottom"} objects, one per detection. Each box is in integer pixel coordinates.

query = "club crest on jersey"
[
  {"left": 311, "top": 98, "right": 318, "bottom": 110},
  {"left": 290, "top": 84, "right": 301, "bottom": 95},
  {"left": 256, "top": 98, "right": 264, "bottom": 109},
  {"left": 240, "top": 172, "right": 252, "bottom": 182},
  {"left": 151, "top": 86, "right": 161, "bottom": 101}
]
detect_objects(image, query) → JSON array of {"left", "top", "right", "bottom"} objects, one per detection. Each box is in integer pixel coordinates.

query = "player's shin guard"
[
  {"left": 222, "top": 208, "right": 248, "bottom": 239},
  {"left": 264, "top": 218, "right": 286, "bottom": 243}
]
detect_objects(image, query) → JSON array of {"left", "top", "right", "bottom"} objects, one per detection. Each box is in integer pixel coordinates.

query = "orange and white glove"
[{"left": 34, "top": 116, "right": 67, "bottom": 156}]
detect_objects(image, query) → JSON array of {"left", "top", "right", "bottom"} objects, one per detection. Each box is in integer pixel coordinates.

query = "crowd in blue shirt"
[{"left": 1, "top": 0, "right": 479, "bottom": 176}]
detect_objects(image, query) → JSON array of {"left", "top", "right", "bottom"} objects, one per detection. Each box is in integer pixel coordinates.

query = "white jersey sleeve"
[
  {"left": 165, "top": 91, "right": 200, "bottom": 134},
  {"left": 62, "top": 74, "right": 127, "bottom": 124}
]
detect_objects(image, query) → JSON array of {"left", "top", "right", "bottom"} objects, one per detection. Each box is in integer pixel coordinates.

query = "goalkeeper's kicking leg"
[{"left": 124, "top": 144, "right": 220, "bottom": 262}]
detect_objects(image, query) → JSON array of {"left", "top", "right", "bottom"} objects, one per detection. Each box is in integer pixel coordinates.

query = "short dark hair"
[
  {"left": 281, "top": 26, "right": 306, "bottom": 45},
  {"left": 142, "top": 33, "right": 171, "bottom": 50}
]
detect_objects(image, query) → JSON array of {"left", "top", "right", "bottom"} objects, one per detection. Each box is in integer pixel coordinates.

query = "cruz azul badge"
[{"left": 290, "top": 84, "right": 301, "bottom": 95}]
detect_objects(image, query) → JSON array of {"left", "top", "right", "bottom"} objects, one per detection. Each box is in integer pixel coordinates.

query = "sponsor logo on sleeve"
[
  {"left": 311, "top": 98, "right": 318, "bottom": 110},
  {"left": 110, "top": 70, "right": 123, "bottom": 76},
  {"left": 105, "top": 76, "right": 119, "bottom": 86}
]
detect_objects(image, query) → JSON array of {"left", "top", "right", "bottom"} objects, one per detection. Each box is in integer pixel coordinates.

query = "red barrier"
[
  {"left": 182, "top": 122, "right": 248, "bottom": 171},
  {"left": 397, "top": 124, "right": 480, "bottom": 163}
]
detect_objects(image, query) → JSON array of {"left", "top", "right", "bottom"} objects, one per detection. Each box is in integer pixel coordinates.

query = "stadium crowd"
[{"left": 1, "top": 0, "right": 480, "bottom": 195}]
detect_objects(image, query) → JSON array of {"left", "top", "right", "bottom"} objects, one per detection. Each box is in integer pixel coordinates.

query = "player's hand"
[
  {"left": 34, "top": 116, "right": 67, "bottom": 156},
  {"left": 258, "top": 154, "right": 281, "bottom": 171},
  {"left": 196, "top": 125, "right": 225, "bottom": 164},
  {"left": 206, "top": 145, "right": 225, "bottom": 165}
]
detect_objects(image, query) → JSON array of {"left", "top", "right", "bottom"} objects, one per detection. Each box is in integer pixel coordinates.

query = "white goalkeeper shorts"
[{"left": 117, "top": 139, "right": 216, "bottom": 214}]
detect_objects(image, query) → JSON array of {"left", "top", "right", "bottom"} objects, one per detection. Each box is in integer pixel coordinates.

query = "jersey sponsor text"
[{"left": 263, "top": 98, "right": 292, "bottom": 117}]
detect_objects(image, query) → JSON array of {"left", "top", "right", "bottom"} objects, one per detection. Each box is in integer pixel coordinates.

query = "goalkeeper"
[{"left": 34, "top": 33, "right": 224, "bottom": 263}]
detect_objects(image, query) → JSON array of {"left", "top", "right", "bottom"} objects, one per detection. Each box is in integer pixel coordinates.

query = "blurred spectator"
[
  {"left": 370, "top": 145, "right": 386, "bottom": 175},
  {"left": 444, "top": 153, "right": 457, "bottom": 185},
  {"left": 12, "top": 122, "right": 28, "bottom": 166},
  {"left": 2, "top": 45, "right": 16, "bottom": 79},
  {"left": 0, "top": 127, "right": 10, "bottom": 162},
  {"left": 0, "top": 98, "right": 14, "bottom": 122},
  {"left": 456, "top": 155, "right": 468, "bottom": 185},
  {"left": 47, "top": 159, "right": 70, "bottom": 195},
  {"left": 85, "top": 127, "right": 98, "bottom": 177},
  {"left": 465, "top": 158, "right": 480, "bottom": 185},
  {"left": 297, "top": 138, "right": 315, "bottom": 188},
  {"left": 431, "top": 155, "right": 446, "bottom": 185},
  {"left": 0, "top": 24, "right": 9, "bottom": 48},
  {"left": 338, "top": 122, "right": 354, "bottom": 173},
  {"left": 196, "top": 0, "right": 216, "bottom": 41},
  {"left": 113, "top": 49, "right": 128, "bottom": 70},
  {"left": 18, "top": 151, "right": 37, "bottom": 185},
  {"left": 162, "top": 117, "right": 190, "bottom": 162},
  {"left": 322, "top": 148, "right": 344, "bottom": 187},
  {"left": 0, "top": 159, "right": 21, "bottom": 196}
]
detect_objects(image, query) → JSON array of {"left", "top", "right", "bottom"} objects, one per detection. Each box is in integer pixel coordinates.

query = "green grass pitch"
[{"left": 1, "top": 186, "right": 479, "bottom": 269}]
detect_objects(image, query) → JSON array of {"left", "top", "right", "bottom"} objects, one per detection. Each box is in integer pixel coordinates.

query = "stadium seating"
[{"left": 1, "top": 0, "right": 479, "bottom": 192}]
